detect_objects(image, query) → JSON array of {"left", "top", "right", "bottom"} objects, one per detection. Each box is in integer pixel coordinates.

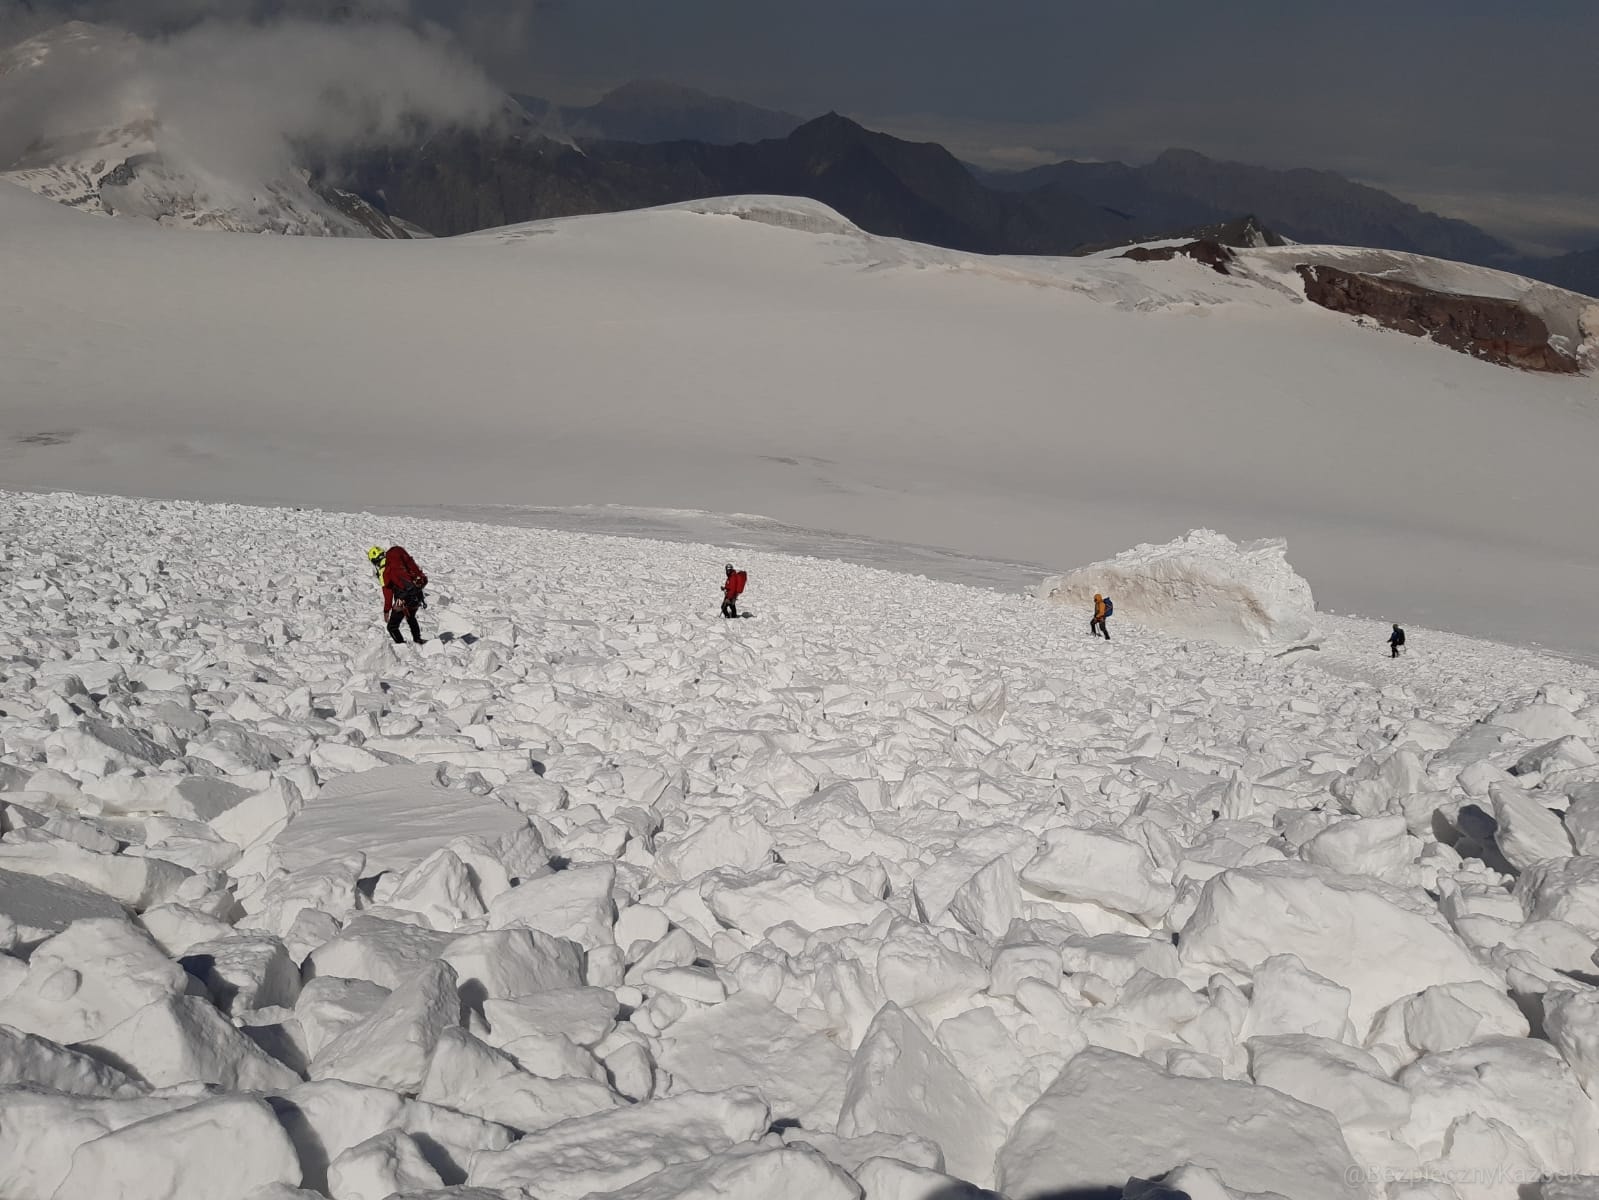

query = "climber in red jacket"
[
  {"left": 367, "top": 545, "right": 429, "bottom": 644},
  {"left": 721, "top": 563, "right": 747, "bottom": 619}
]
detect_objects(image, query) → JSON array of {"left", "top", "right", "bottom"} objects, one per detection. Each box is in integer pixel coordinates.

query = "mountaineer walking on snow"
[
  {"left": 368, "top": 544, "right": 429, "bottom": 644},
  {"left": 1389, "top": 623, "right": 1406, "bottom": 658},
  {"left": 1091, "top": 593, "right": 1113, "bottom": 640},
  {"left": 721, "top": 563, "right": 748, "bottom": 619}
]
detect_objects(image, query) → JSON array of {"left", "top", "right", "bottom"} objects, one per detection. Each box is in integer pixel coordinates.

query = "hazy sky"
[
  {"left": 436, "top": 0, "right": 1599, "bottom": 254},
  {"left": 7, "top": 0, "right": 1597, "bottom": 252}
]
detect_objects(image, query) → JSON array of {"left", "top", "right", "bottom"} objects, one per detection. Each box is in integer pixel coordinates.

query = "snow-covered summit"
[
  {"left": 2, "top": 132, "right": 407, "bottom": 237},
  {"left": 666, "top": 194, "right": 869, "bottom": 237},
  {"left": 0, "top": 20, "right": 136, "bottom": 77},
  {"left": 0, "top": 21, "right": 442, "bottom": 237},
  {"left": 3, "top": 489, "right": 1599, "bottom": 1198}
]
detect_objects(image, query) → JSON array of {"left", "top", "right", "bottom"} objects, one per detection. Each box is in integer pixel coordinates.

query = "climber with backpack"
[
  {"left": 1091, "top": 592, "right": 1113, "bottom": 640},
  {"left": 721, "top": 563, "right": 748, "bottom": 619},
  {"left": 367, "top": 544, "right": 429, "bottom": 644}
]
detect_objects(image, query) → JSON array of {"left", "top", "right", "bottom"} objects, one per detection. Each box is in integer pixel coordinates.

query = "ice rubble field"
[{"left": 8, "top": 491, "right": 1599, "bottom": 1200}]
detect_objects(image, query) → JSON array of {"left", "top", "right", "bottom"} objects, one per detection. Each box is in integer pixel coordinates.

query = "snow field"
[
  {"left": 4, "top": 489, "right": 1599, "bottom": 1198},
  {"left": 4, "top": 183, "right": 1598, "bottom": 658}
]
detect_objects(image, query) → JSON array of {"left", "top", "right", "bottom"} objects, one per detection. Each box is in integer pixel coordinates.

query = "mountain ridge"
[
  {"left": 334, "top": 111, "right": 1137, "bottom": 254},
  {"left": 0, "top": 20, "right": 418, "bottom": 237},
  {"left": 988, "top": 146, "right": 1516, "bottom": 265},
  {"left": 3, "top": 21, "right": 1595, "bottom": 295},
  {"left": 517, "top": 78, "right": 805, "bottom": 145}
]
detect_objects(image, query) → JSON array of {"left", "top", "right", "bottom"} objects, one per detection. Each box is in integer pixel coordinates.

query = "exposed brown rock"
[
  {"left": 1120, "top": 238, "right": 1235, "bottom": 275},
  {"left": 1297, "top": 264, "right": 1580, "bottom": 373}
]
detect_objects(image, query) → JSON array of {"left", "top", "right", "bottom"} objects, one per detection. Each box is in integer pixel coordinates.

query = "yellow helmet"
[{"left": 366, "top": 546, "right": 384, "bottom": 563}]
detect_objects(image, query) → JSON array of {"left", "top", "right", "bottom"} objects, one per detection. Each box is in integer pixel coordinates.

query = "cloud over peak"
[{"left": 0, "top": 3, "right": 508, "bottom": 181}]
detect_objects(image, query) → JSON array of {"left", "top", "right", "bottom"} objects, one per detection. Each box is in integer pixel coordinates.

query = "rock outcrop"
[
  {"left": 1298, "top": 264, "right": 1580, "bottom": 373},
  {"left": 1120, "top": 238, "right": 1236, "bottom": 275}
]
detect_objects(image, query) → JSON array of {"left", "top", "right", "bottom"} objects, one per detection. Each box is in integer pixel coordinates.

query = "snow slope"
[
  {"left": 5, "top": 489, "right": 1599, "bottom": 1198},
  {"left": 0, "top": 182, "right": 1596, "bottom": 656}
]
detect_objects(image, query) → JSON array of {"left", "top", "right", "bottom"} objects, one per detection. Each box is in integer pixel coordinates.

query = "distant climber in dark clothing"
[
  {"left": 1389, "top": 624, "right": 1406, "bottom": 658},
  {"left": 368, "top": 544, "right": 429, "bottom": 644},
  {"left": 721, "top": 563, "right": 748, "bottom": 618},
  {"left": 1091, "top": 593, "right": 1113, "bottom": 640}
]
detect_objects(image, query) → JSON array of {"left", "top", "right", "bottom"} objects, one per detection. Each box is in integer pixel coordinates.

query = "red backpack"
[
  {"left": 726, "top": 569, "right": 747, "bottom": 598},
  {"left": 384, "top": 546, "right": 428, "bottom": 593}
]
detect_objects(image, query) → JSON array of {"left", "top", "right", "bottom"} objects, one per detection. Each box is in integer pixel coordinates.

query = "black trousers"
[
  {"left": 1090, "top": 617, "right": 1109, "bottom": 639},
  {"left": 1391, "top": 643, "right": 1402, "bottom": 657},
  {"left": 721, "top": 597, "right": 739, "bottom": 618},
  {"left": 388, "top": 604, "right": 423, "bottom": 643}
]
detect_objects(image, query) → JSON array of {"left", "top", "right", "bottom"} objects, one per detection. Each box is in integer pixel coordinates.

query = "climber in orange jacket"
[{"left": 1090, "top": 593, "right": 1112, "bottom": 640}]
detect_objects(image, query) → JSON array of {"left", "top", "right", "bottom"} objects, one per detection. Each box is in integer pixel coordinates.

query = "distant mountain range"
[
  {"left": 487, "top": 81, "right": 1598, "bottom": 296},
  {"left": 3, "top": 20, "right": 1595, "bottom": 297},
  {"left": 1524, "top": 245, "right": 1599, "bottom": 297},
  {"left": 516, "top": 80, "right": 803, "bottom": 145},
  {"left": 328, "top": 107, "right": 1599, "bottom": 296},
  {"left": 333, "top": 112, "right": 1132, "bottom": 255},
  {"left": 984, "top": 149, "right": 1515, "bottom": 266}
]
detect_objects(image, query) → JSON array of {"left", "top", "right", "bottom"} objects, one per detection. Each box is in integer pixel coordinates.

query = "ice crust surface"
[{"left": 3, "top": 489, "right": 1599, "bottom": 1198}]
